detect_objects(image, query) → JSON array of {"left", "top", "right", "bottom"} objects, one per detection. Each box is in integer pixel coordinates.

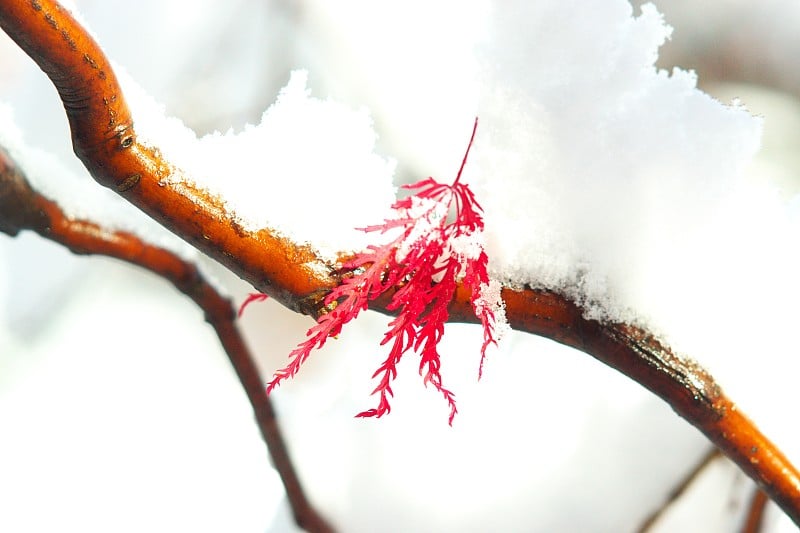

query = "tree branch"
[
  {"left": 2, "top": 0, "right": 799, "bottom": 524},
  {"left": 0, "top": 145, "right": 334, "bottom": 533},
  {"left": 741, "top": 488, "right": 770, "bottom": 533}
]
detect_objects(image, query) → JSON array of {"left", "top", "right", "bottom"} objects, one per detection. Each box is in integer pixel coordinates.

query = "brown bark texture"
[{"left": 1, "top": 0, "right": 799, "bottom": 525}]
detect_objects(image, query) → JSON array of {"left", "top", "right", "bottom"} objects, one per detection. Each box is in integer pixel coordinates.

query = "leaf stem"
[{"left": 453, "top": 117, "right": 479, "bottom": 186}]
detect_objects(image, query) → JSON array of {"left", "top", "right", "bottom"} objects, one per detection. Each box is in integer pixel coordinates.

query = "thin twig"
[
  {"left": 0, "top": 146, "right": 334, "bottom": 533},
  {"left": 1, "top": 0, "right": 799, "bottom": 524},
  {"left": 636, "top": 448, "right": 721, "bottom": 532},
  {"left": 740, "top": 489, "right": 770, "bottom": 533},
  {"left": 637, "top": 448, "right": 772, "bottom": 533}
]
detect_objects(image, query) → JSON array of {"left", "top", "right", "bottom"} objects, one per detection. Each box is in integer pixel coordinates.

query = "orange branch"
[
  {"left": 0, "top": 0, "right": 336, "bottom": 315},
  {"left": 2, "top": 0, "right": 799, "bottom": 525},
  {"left": 0, "top": 146, "right": 334, "bottom": 533},
  {"left": 741, "top": 488, "right": 770, "bottom": 533}
]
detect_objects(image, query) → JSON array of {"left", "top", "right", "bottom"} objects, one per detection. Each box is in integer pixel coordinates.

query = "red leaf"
[
  {"left": 238, "top": 292, "right": 269, "bottom": 318},
  {"left": 268, "top": 117, "right": 505, "bottom": 424}
]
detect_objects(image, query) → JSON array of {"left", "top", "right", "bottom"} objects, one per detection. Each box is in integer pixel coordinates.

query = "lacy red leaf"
[
  {"left": 238, "top": 292, "right": 269, "bottom": 318},
  {"left": 267, "top": 118, "right": 504, "bottom": 424}
]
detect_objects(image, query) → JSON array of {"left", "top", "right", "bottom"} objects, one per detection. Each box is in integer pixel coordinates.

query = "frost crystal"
[{"left": 264, "top": 119, "right": 504, "bottom": 424}]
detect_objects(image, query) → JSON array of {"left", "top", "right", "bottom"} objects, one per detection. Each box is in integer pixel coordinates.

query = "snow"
[
  {"left": 0, "top": 103, "right": 199, "bottom": 263},
  {"left": 468, "top": 3, "right": 763, "bottom": 324},
  {"left": 123, "top": 69, "right": 397, "bottom": 260},
  {"left": 1, "top": 0, "right": 800, "bottom": 532},
  {"left": 120, "top": 0, "right": 767, "bottom": 332},
  {"left": 474, "top": 279, "right": 510, "bottom": 344}
]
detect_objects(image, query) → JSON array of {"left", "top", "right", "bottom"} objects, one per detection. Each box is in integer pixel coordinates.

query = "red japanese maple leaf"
[
  {"left": 238, "top": 293, "right": 269, "bottom": 317},
  {"left": 250, "top": 118, "right": 505, "bottom": 424}
]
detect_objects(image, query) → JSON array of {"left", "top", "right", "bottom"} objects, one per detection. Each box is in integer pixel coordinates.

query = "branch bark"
[
  {"left": 2, "top": 0, "right": 799, "bottom": 525},
  {"left": 0, "top": 145, "right": 334, "bottom": 533}
]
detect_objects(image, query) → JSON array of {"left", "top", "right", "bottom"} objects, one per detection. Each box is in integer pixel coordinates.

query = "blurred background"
[{"left": 1, "top": 1, "right": 799, "bottom": 531}]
